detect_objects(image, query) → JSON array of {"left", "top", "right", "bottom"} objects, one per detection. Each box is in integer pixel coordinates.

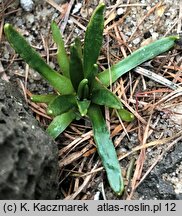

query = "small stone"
[
  {"left": 20, "top": 0, "right": 34, "bottom": 12},
  {"left": 68, "top": 19, "right": 73, "bottom": 25},
  {"left": 25, "top": 14, "right": 35, "bottom": 24},
  {"left": 165, "top": 12, "right": 171, "bottom": 16},
  {"left": 146, "top": 6, "right": 151, "bottom": 10},
  {"left": 117, "top": 8, "right": 125, "bottom": 16},
  {"left": 31, "top": 72, "right": 42, "bottom": 81},
  {"left": 132, "top": 38, "right": 140, "bottom": 45},
  {"left": 72, "top": 3, "right": 82, "bottom": 15},
  {"left": 4, "top": 53, "right": 9, "bottom": 59},
  {"left": 152, "top": 32, "right": 159, "bottom": 40}
]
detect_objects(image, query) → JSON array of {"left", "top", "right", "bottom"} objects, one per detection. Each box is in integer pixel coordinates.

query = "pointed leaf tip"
[
  {"left": 83, "top": 3, "right": 105, "bottom": 80},
  {"left": 51, "top": 20, "right": 70, "bottom": 78},
  {"left": 4, "top": 23, "right": 74, "bottom": 95}
]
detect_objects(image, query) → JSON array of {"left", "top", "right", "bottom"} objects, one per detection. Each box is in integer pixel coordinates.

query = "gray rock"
[
  {"left": 0, "top": 79, "right": 58, "bottom": 199},
  {"left": 137, "top": 142, "right": 182, "bottom": 199}
]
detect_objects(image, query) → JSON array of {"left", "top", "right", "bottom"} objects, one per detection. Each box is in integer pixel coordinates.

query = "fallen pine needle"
[
  {"left": 134, "top": 66, "right": 180, "bottom": 90},
  {"left": 80, "top": 130, "right": 182, "bottom": 177},
  {"left": 64, "top": 161, "right": 99, "bottom": 199}
]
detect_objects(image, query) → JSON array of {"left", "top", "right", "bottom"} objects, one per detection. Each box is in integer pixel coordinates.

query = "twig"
[
  {"left": 74, "top": 157, "right": 87, "bottom": 192},
  {"left": 119, "top": 98, "right": 155, "bottom": 129},
  {"left": 59, "top": 131, "right": 92, "bottom": 155},
  {"left": 164, "top": 17, "right": 182, "bottom": 36},
  {"left": 64, "top": 161, "right": 99, "bottom": 200},
  {"left": 119, "top": 130, "right": 182, "bottom": 161},
  {"left": 127, "top": 114, "right": 153, "bottom": 199},
  {"left": 153, "top": 88, "right": 182, "bottom": 107},
  {"left": 61, "top": 0, "right": 75, "bottom": 33},
  {"left": 59, "top": 143, "right": 93, "bottom": 168},
  {"left": 45, "top": 0, "right": 63, "bottom": 13},
  {"left": 80, "top": 130, "right": 182, "bottom": 178},
  {"left": 134, "top": 66, "right": 180, "bottom": 90},
  {"left": 69, "top": 16, "right": 86, "bottom": 31}
]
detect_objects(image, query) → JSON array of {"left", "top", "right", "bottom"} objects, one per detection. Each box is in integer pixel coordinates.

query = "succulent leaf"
[
  {"left": 4, "top": 23, "right": 74, "bottom": 95},
  {"left": 4, "top": 4, "right": 179, "bottom": 196},
  {"left": 47, "top": 94, "right": 76, "bottom": 116},
  {"left": 96, "top": 36, "right": 179, "bottom": 87},
  {"left": 117, "top": 108, "right": 135, "bottom": 122},
  {"left": 77, "top": 79, "right": 89, "bottom": 100},
  {"left": 91, "top": 82, "right": 123, "bottom": 109},
  {"left": 77, "top": 99, "right": 90, "bottom": 116},
  {"left": 46, "top": 110, "right": 76, "bottom": 139},
  {"left": 88, "top": 104, "right": 124, "bottom": 195},
  {"left": 83, "top": 3, "right": 105, "bottom": 81},
  {"left": 74, "top": 37, "right": 83, "bottom": 60},
  {"left": 31, "top": 94, "right": 57, "bottom": 103},
  {"left": 69, "top": 43, "right": 84, "bottom": 91},
  {"left": 51, "top": 21, "right": 70, "bottom": 78}
]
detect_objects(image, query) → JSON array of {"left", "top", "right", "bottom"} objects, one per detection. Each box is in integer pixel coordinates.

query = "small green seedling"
[{"left": 4, "top": 3, "right": 179, "bottom": 195}]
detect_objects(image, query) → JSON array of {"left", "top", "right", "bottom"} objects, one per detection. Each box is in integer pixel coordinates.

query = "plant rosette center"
[{"left": 4, "top": 2, "right": 179, "bottom": 196}]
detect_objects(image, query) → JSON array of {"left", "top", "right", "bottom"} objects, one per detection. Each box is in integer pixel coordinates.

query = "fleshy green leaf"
[
  {"left": 77, "top": 99, "right": 90, "bottom": 116},
  {"left": 77, "top": 78, "right": 88, "bottom": 100},
  {"left": 69, "top": 43, "right": 84, "bottom": 91},
  {"left": 4, "top": 23, "right": 74, "bottom": 95},
  {"left": 83, "top": 3, "right": 105, "bottom": 80},
  {"left": 89, "top": 64, "right": 99, "bottom": 87},
  {"left": 96, "top": 36, "right": 179, "bottom": 87},
  {"left": 74, "top": 37, "right": 83, "bottom": 60},
  {"left": 31, "top": 94, "right": 57, "bottom": 103},
  {"left": 51, "top": 21, "right": 70, "bottom": 78},
  {"left": 91, "top": 82, "right": 123, "bottom": 109},
  {"left": 88, "top": 104, "right": 124, "bottom": 195},
  {"left": 46, "top": 110, "right": 76, "bottom": 139},
  {"left": 83, "top": 83, "right": 89, "bottom": 99},
  {"left": 47, "top": 94, "right": 76, "bottom": 116},
  {"left": 92, "top": 64, "right": 99, "bottom": 76},
  {"left": 117, "top": 108, "right": 135, "bottom": 122}
]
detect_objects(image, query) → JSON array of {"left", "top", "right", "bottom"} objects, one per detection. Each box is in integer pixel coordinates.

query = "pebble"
[
  {"left": 117, "top": 8, "right": 125, "bottom": 16},
  {"left": 132, "top": 38, "right": 140, "bottom": 45},
  {"left": 20, "top": 0, "right": 34, "bottom": 12},
  {"left": 29, "top": 69, "right": 42, "bottom": 81},
  {"left": 25, "top": 14, "right": 35, "bottom": 24},
  {"left": 72, "top": 3, "right": 82, "bottom": 15},
  {"left": 151, "top": 32, "right": 159, "bottom": 40}
]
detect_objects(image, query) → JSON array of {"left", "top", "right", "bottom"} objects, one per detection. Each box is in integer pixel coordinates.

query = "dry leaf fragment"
[
  {"left": 156, "top": 4, "right": 166, "bottom": 17},
  {"left": 104, "top": 10, "right": 117, "bottom": 26}
]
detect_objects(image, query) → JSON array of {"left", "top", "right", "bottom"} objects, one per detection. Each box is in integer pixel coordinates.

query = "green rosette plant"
[{"left": 4, "top": 3, "right": 179, "bottom": 195}]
